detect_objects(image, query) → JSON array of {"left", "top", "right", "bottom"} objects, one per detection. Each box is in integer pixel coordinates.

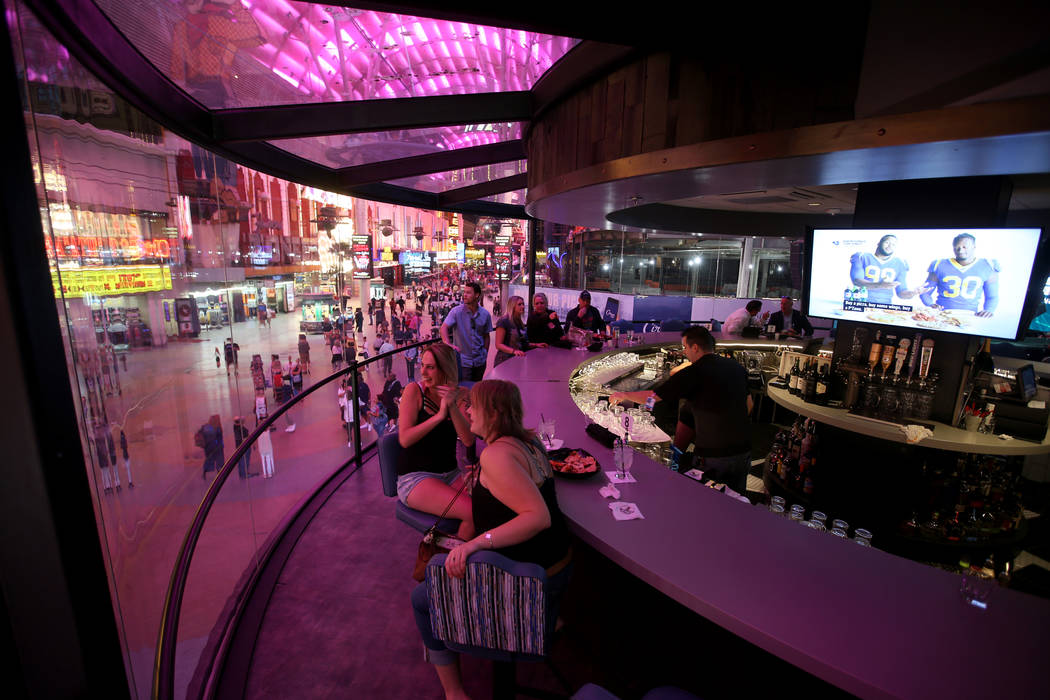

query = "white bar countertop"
[
  {"left": 489, "top": 336, "right": 1050, "bottom": 700},
  {"left": 767, "top": 386, "right": 1050, "bottom": 455}
]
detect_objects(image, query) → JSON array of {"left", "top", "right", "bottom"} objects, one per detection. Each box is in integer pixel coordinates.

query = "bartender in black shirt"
[
  {"left": 526, "top": 293, "right": 569, "bottom": 347},
  {"left": 610, "top": 326, "right": 752, "bottom": 494},
  {"left": 565, "top": 290, "right": 607, "bottom": 334}
]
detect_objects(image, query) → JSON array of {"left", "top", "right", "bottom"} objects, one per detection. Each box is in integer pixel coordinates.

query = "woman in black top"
[
  {"left": 493, "top": 295, "right": 547, "bottom": 366},
  {"left": 526, "top": 292, "right": 569, "bottom": 347},
  {"left": 397, "top": 342, "right": 475, "bottom": 540},
  {"left": 412, "top": 379, "right": 570, "bottom": 697},
  {"left": 443, "top": 378, "right": 569, "bottom": 575}
]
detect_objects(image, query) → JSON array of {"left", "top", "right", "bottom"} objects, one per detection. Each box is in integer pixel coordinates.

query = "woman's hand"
[
  {"left": 434, "top": 385, "right": 453, "bottom": 419},
  {"left": 514, "top": 349, "right": 526, "bottom": 357},
  {"left": 444, "top": 538, "right": 482, "bottom": 578},
  {"left": 533, "top": 343, "right": 549, "bottom": 349}
]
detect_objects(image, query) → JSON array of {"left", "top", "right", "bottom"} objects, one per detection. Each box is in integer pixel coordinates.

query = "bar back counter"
[{"left": 489, "top": 335, "right": 1050, "bottom": 700}]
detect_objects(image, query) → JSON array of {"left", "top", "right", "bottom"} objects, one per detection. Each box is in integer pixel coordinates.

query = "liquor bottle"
[
  {"left": 789, "top": 357, "right": 801, "bottom": 395},
  {"left": 799, "top": 419, "right": 815, "bottom": 455},
  {"left": 803, "top": 360, "right": 818, "bottom": 403},
  {"left": 814, "top": 363, "right": 830, "bottom": 405},
  {"left": 974, "top": 338, "right": 994, "bottom": 375},
  {"left": 802, "top": 453, "right": 816, "bottom": 496}
]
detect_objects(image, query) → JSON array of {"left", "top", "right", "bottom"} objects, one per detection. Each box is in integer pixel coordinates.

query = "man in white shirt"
[
  {"left": 379, "top": 335, "right": 395, "bottom": 374},
  {"left": 722, "top": 300, "right": 768, "bottom": 335}
]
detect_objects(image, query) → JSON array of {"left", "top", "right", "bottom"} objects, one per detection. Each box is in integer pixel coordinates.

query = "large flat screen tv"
[{"left": 803, "top": 227, "right": 1044, "bottom": 340}]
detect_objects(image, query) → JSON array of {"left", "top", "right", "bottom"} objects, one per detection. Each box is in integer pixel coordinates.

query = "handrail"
[{"left": 153, "top": 337, "right": 439, "bottom": 700}]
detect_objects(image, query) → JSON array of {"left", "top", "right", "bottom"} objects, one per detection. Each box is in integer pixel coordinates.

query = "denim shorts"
[{"left": 396, "top": 468, "right": 460, "bottom": 504}]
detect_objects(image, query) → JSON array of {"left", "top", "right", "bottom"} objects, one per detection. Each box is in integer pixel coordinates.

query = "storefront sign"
[
  {"left": 465, "top": 246, "right": 485, "bottom": 261},
  {"left": 435, "top": 250, "right": 459, "bottom": 264},
  {"left": 381, "top": 247, "right": 395, "bottom": 262},
  {"left": 399, "top": 251, "right": 432, "bottom": 272},
  {"left": 45, "top": 206, "right": 173, "bottom": 261},
  {"left": 52, "top": 265, "right": 173, "bottom": 297},
  {"left": 351, "top": 232, "right": 372, "bottom": 280},
  {"left": 494, "top": 231, "right": 513, "bottom": 281},
  {"left": 249, "top": 245, "right": 273, "bottom": 266}
]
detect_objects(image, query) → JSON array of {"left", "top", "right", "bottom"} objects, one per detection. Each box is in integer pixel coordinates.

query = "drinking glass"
[
  {"left": 538, "top": 418, "right": 556, "bottom": 447},
  {"left": 769, "top": 496, "right": 786, "bottom": 514},
  {"left": 614, "top": 441, "right": 634, "bottom": 479}
]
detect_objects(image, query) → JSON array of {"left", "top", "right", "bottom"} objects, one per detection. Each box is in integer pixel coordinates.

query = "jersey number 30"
[{"left": 940, "top": 275, "right": 982, "bottom": 299}]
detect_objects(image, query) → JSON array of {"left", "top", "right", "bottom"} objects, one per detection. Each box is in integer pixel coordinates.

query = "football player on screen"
[
  {"left": 919, "top": 233, "right": 1000, "bottom": 317},
  {"left": 849, "top": 234, "right": 917, "bottom": 303}
]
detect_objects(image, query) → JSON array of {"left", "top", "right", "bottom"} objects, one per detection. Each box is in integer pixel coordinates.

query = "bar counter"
[
  {"left": 767, "top": 386, "right": 1050, "bottom": 455},
  {"left": 489, "top": 338, "right": 1050, "bottom": 700}
]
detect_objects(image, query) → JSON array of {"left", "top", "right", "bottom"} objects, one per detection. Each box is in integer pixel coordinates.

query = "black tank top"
[
  {"left": 396, "top": 382, "right": 459, "bottom": 477},
  {"left": 471, "top": 437, "right": 570, "bottom": 570}
]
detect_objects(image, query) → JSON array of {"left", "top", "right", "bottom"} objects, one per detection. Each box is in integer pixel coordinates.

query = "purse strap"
[{"left": 427, "top": 475, "right": 469, "bottom": 533}]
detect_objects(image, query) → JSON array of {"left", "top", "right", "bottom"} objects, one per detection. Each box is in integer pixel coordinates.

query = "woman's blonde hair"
[
  {"left": 501, "top": 295, "right": 525, "bottom": 326},
  {"left": 470, "top": 380, "right": 535, "bottom": 443},
  {"left": 423, "top": 342, "right": 459, "bottom": 386}
]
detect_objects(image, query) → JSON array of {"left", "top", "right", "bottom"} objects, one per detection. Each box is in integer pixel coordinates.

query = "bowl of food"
[{"left": 548, "top": 447, "right": 601, "bottom": 479}]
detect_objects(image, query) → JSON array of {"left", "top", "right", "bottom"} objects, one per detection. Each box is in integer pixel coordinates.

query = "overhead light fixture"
[{"left": 807, "top": 202, "right": 821, "bottom": 207}]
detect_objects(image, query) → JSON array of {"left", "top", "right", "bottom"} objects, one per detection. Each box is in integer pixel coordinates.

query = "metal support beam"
[
  {"left": 437, "top": 173, "right": 528, "bottom": 206},
  {"left": 337, "top": 141, "right": 525, "bottom": 188},
  {"left": 213, "top": 92, "right": 533, "bottom": 143}
]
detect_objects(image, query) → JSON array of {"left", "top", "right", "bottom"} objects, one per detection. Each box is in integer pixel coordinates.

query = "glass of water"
[
  {"left": 538, "top": 418, "right": 556, "bottom": 448},
  {"left": 614, "top": 440, "right": 634, "bottom": 479}
]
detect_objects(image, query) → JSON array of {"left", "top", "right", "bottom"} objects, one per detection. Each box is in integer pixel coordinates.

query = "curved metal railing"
[{"left": 153, "top": 337, "right": 438, "bottom": 700}]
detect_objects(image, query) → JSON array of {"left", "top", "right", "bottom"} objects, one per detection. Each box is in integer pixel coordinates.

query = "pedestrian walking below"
[
  {"left": 258, "top": 427, "right": 275, "bottom": 478},
  {"left": 120, "top": 427, "right": 133, "bottom": 488},
  {"left": 224, "top": 338, "right": 240, "bottom": 375},
  {"left": 405, "top": 343, "right": 418, "bottom": 381},
  {"left": 233, "top": 417, "right": 255, "bottom": 478},
  {"left": 297, "top": 333, "right": 311, "bottom": 375},
  {"left": 197, "top": 415, "right": 224, "bottom": 480}
]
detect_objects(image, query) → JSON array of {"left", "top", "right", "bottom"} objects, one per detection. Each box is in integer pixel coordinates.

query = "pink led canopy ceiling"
[
  {"left": 94, "top": 0, "right": 579, "bottom": 109},
  {"left": 271, "top": 122, "right": 523, "bottom": 168}
]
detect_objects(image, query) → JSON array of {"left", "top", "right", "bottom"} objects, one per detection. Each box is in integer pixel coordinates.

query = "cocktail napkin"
[
  {"left": 540, "top": 437, "right": 564, "bottom": 451},
  {"left": 598, "top": 483, "right": 621, "bottom": 499},
  {"left": 609, "top": 502, "right": 644, "bottom": 520},
  {"left": 605, "top": 471, "right": 637, "bottom": 484},
  {"left": 899, "top": 424, "right": 933, "bottom": 444}
]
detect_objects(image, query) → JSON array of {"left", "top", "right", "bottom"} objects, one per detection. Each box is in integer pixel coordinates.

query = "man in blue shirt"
[
  {"left": 849, "top": 234, "right": 915, "bottom": 304},
  {"left": 440, "top": 281, "right": 492, "bottom": 381},
  {"left": 919, "top": 233, "right": 1000, "bottom": 317}
]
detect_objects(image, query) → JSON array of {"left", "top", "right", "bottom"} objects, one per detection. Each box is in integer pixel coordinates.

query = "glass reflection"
[{"left": 271, "top": 123, "right": 523, "bottom": 169}]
